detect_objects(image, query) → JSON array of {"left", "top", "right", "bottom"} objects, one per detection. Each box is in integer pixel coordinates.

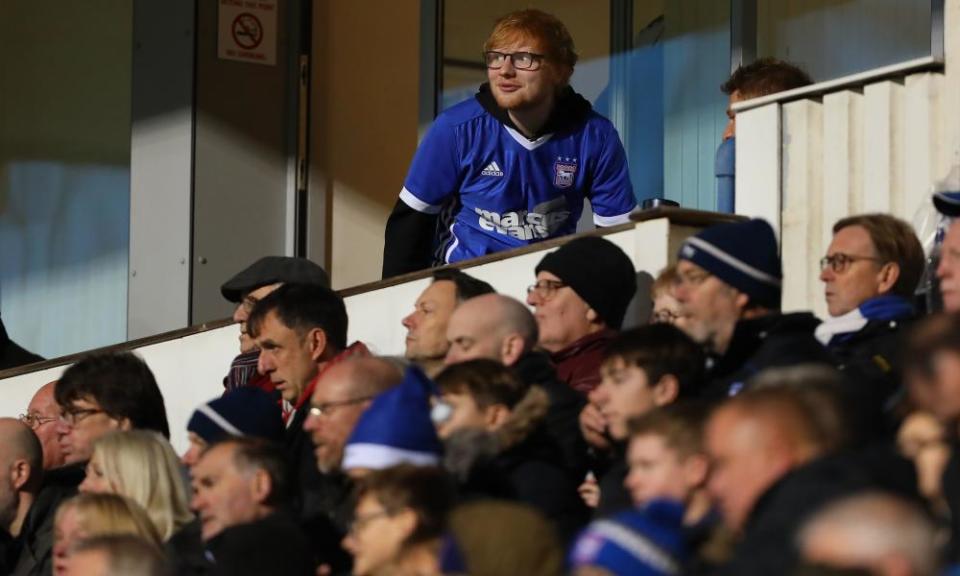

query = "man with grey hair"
[
  {"left": 190, "top": 437, "right": 314, "bottom": 574},
  {"left": 66, "top": 534, "right": 171, "bottom": 576},
  {"left": 443, "top": 293, "right": 586, "bottom": 475},
  {"left": 798, "top": 492, "right": 939, "bottom": 576}
]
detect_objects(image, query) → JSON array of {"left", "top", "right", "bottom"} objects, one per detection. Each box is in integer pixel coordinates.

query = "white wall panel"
[
  {"left": 862, "top": 81, "right": 905, "bottom": 214},
  {"left": 903, "top": 73, "right": 946, "bottom": 219},
  {"left": 821, "top": 90, "right": 864, "bottom": 243},
  {"left": 780, "top": 100, "right": 823, "bottom": 315},
  {"left": 735, "top": 103, "right": 782, "bottom": 234}
]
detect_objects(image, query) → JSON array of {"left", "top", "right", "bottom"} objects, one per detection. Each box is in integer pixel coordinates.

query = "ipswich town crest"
[{"left": 553, "top": 158, "right": 578, "bottom": 189}]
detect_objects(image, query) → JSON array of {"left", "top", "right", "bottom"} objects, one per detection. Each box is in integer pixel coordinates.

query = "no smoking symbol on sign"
[{"left": 232, "top": 13, "right": 263, "bottom": 50}]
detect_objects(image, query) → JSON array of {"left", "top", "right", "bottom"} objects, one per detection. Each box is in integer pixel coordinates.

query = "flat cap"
[{"left": 220, "top": 256, "right": 330, "bottom": 302}]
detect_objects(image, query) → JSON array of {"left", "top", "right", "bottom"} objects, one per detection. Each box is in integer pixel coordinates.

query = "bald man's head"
[
  {"left": 0, "top": 418, "right": 43, "bottom": 533},
  {"left": 800, "top": 492, "right": 939, "bottom": 576},
  {"left": 445, "top": 294, "right": 538, "bottom": 366},
  {"left": 303, "top": 357, "right": 404, "bottom": 473},
  {"left": 705, "top": 389, "right": 824, "bottom": 531},
  {"left": 26, "top": 381, "right": 65, "bottom": 469}
]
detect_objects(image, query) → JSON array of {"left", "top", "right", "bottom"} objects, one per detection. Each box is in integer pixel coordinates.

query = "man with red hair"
[{"left": 383, "top": 9, "right": 637, "bottom": 277}]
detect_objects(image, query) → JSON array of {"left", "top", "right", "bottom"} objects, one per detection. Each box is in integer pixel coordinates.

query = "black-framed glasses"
[
  {"left": 819, "top": 253, "right": 884, "bottom": 273},
  {"left": 307, "top": 396, "right": 374, "bottom": 418},
  {"left": 348, "top": 510, "right": 392, "bottom": 534},
  {"left": 526, "top": 280, "right": 567, "bottom": 300},
  {"left": 18, "top": 412, "right": 57, "bottom": 429},
  {"left": 484, "top": 50, "right": 546, "bottom": 71},
  {"left": 58, "top": 408, "right": 105, "bottom": 426}
]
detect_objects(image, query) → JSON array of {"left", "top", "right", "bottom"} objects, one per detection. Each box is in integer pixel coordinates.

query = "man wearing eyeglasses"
[
  {"left": 382, "top": 8, "right": 637, "bottom": 278},
  {"left": 301, "top": 357, "right": 402, "bottom": 574},
  {"left": 54, "top": 351, "right": 169, "bottom": 467},
  {"left": 21, "top": 381, "right": 65, "bottom": 470},
  {"left": 675, "top": 219, "right": 833, "bottom": 401},
  {"left": 815, "top": 214, "right": 924, "bottom": 434}
]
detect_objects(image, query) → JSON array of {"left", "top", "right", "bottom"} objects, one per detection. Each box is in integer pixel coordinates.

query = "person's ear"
[
  {"left": 485, "top": 404, "right": 511, "bottom": 431},
  {"left": 652, "top": 375, "right": 679, "bottom": 407},
  {"left": 500, "top": 334, "right": 525, "bottom": 366},
  {"left": 734, "top": 291, "right": 750, "bottom": 312},
  {"left": 116, "top": 417, "right": 133, "bottom": 432},
  {"left": 682, "top": 454, "right": 710, "bottom": 490},
  {"left": 586, "top": 307, "right": 599, "bottom": 324},
  {"left": 877, "top": 262, "right": 900, "bottom": 295},
  {"left": 306, "top": 328, "right": 328, "bottom": 362},
  {"left": 395, "top": 508, "right": 418, "bottom": 540},
  {"left": 251, "top": 469, "right": 273, "bottom": 505},
  {"left": 10, "top": 459, "right": 30, "bottom": 491}
]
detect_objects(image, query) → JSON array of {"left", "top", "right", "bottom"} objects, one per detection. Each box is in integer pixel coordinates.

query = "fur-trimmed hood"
[{"left": 443, "top": 386, "right": 552, "bottom": 482}]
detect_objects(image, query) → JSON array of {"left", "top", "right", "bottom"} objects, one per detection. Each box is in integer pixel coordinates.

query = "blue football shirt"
[{"left": 399, "top": 97, "right": 637, "bottom": 264}]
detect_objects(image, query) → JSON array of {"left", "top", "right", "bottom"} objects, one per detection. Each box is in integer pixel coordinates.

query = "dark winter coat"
[
  {"left": 206, "top": 513, "right": 314, "bottom": 576},
  {"left": 720, "top": 448, "right": 917, "bottom": 576},
  {"left": 702, "top": 312, "right": 834, "bottom": 402},
  {"left": 11, "top": 464, "right": 83, "bottom": 576},
  {"left": 513, "top": 350, "right": 589, "bottom": 476},
  {"left": 444, "top": 387, "right": 590, "bottom": 543}
]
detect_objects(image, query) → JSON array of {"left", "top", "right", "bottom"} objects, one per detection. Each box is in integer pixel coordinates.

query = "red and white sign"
[{"left": 218, "top": 0, "right": 277, "bottom": 66}]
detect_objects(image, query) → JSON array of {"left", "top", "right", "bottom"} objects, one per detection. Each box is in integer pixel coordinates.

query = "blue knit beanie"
[
  {"left": 187, "top": 388, "right": 284, "bottom": 444},
  {"left": 570, "top": 499, "right": 688, "bottom": 576},
  {"left": 342, "top": 365, "right": 443, "bottom": 470},
  {"left": 934, "top": 191, "right": 960, "bottom": 217},
  {"left": 678, "top": 218, "right": 782, "bottom": 309}
]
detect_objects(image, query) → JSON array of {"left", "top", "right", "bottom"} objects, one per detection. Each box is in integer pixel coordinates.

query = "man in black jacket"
[
  {"left": 705, "top": 384, "right": 916, "bottom": 576},
  {"left": 816, "top": 214, "right": 924, "bottom": 436},
  {"left": 444, "top": 292, "right": 586, "bottom": 475},
  {"left": 191, "top": 437, "right": 313, "bottom": 575},
  {"left": 674, "top": 218, "right": 833, "bottom": 401},
  {"left": 0, "top": 418, "right": 75, "bottom": 576}
]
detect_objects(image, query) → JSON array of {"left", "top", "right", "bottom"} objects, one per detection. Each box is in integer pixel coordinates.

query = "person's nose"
[
  {"left": 402, "top": 311, "right": 417, "bottom": 330},
  {"left": 232, "top": 303, "right": 246, "bottom": 324}
]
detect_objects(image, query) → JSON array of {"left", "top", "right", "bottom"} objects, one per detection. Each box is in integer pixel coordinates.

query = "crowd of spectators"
[{"left": 3, "top": 7, "right": 960, "bottom": 576}]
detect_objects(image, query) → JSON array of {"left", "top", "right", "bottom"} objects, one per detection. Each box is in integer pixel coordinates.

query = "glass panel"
[
  {"left": 0, "top": 1, "right": 132, "bottom": 360},
  {"left": 757, "top": 0, "right": 933, "bottom": 82}
]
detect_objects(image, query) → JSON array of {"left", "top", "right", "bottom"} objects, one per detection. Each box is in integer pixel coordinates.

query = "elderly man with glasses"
[
  {"left": 815, "top": 214, "right": 924, "bottom": 436},
  {"left": 20, "top": 381, "right": 65, "bottom": 470},
  {"left": 674, "top": 219, "right": 833, "bottom": 402},
  {"left": 527, "top": 236, "right": 637, "bottom": 395},
  {"left": 382, "top": 8, "right": 637, "bottom": 278}
]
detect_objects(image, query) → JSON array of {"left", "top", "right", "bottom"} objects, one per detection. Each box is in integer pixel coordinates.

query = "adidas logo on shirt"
[{"left": 481, "top": 161, "right": 504, "bottom": 177}]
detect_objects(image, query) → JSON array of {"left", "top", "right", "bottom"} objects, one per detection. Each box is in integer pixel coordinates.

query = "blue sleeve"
[
  {"left": 400, "top": 116, "right": 462, "bottom": 213},
  {"left": 588, "top": 124, "right": 637, "bottom": 226}
]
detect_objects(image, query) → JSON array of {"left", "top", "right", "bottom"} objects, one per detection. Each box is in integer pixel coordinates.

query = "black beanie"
[{"left": 535, "top": 236, "right": 637, "bottom": 329}]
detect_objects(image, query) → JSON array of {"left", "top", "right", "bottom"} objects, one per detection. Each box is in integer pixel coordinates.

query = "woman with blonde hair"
[
  {"left": 52, "top": 493, "right": 163, "bottom": 575},
  {"left": 79, "top": 430, "right": 203, "bottom": 572}
]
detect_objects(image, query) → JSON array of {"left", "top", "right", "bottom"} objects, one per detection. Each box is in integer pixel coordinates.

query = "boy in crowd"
[
  {"left": 624, "top": 405, "right": 711, "bottom": 525},
  {"left": 578, "top": 324, "right": 704, "bottom": 515},
  {"left": 433, "top": 359, "right": 588, "bottom": 541}
]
